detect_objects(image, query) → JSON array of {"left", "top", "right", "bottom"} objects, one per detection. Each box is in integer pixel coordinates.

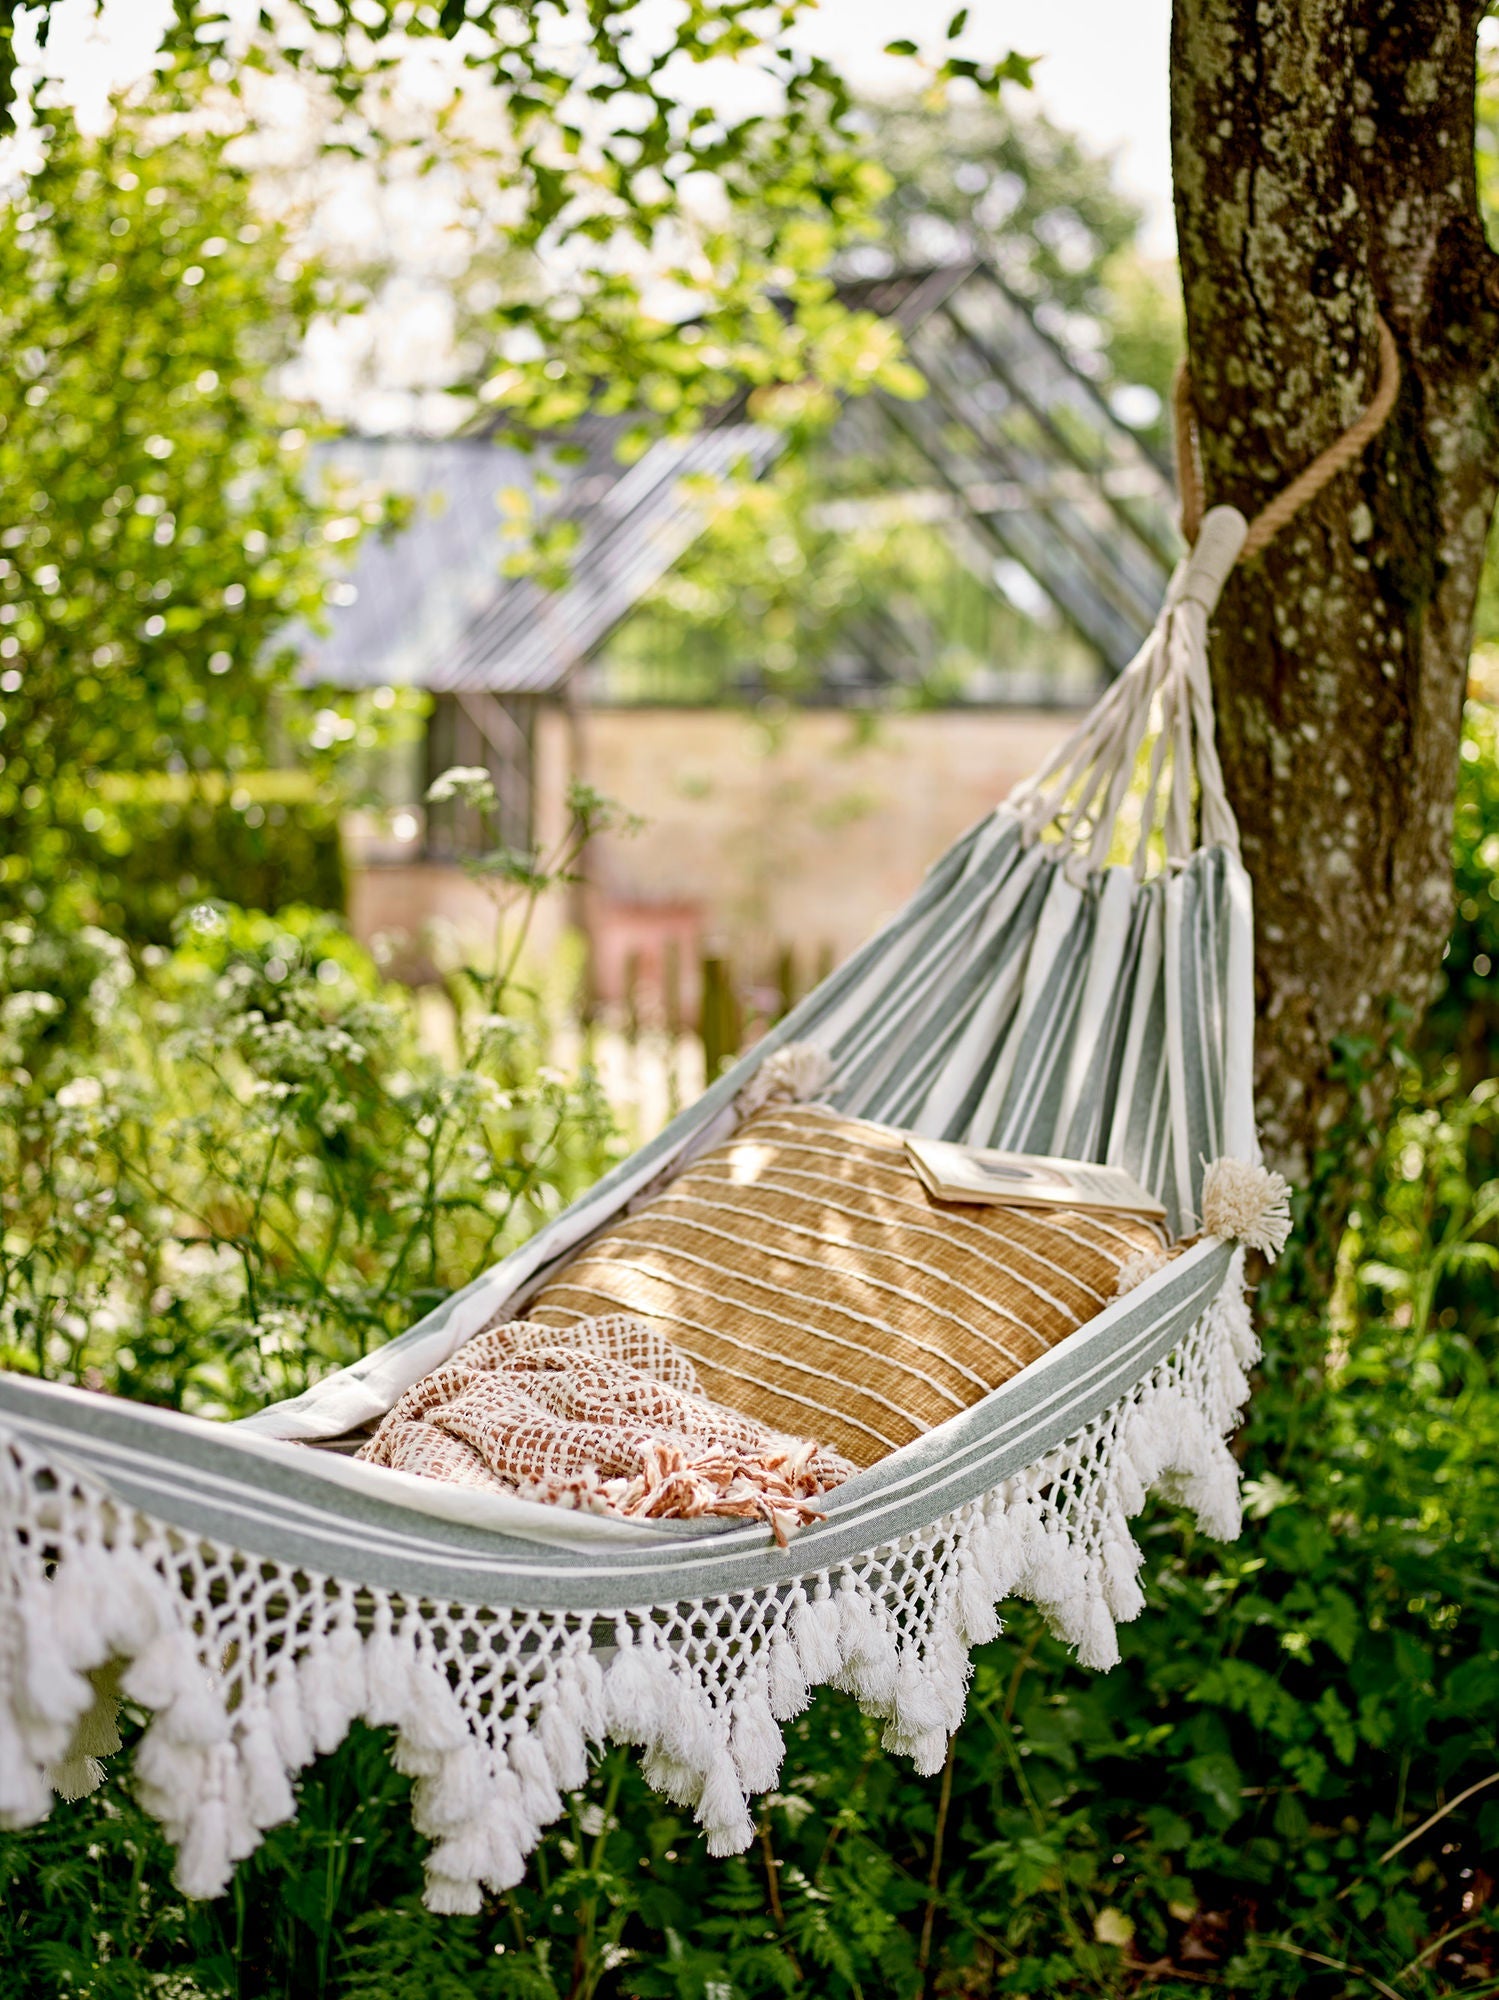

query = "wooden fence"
[{"left": 613, "top": 940, "right": 839, "bottom": 1082}]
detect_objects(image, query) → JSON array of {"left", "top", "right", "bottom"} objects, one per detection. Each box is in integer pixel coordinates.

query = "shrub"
[{"left": 65, "top": 775, "right": 348, "bottom": 945}]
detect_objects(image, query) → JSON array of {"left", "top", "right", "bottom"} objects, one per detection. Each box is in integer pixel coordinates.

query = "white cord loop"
[{"left": 1008, "top": 506, "right": 1247, "bottom": 878}]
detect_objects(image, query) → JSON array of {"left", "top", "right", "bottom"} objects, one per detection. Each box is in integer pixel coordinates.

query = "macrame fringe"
[{"left": 0, "top": 1259, "right": 1256, "bottom": 1914}]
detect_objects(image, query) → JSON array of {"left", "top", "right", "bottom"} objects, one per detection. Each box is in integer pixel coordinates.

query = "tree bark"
[{"left": 1170, "top": 0, "right": 1499, "bottom": 1211}]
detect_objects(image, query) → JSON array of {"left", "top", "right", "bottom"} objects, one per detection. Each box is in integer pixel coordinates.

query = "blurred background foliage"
[
  {"left": 0, "top": 73, "right": 385, "bottom": 929},
  {"left": 0, "top": 13, "right": 1497, "bottom": 2000}
]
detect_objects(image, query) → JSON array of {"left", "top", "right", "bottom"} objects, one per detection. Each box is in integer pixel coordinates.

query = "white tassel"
[
  {"left": 729, "top": 1685, "right": 784, "bottom": 1794},
  {"left": 123, "top": 1631, "right": 227, "bottom": 1748},
  {"left": 1181, "top": 1433, "right": 1244, "bottom": 1541},
  {"left": 882, "top": 1720, "right": 949, "bottom": 1777},
  {"left": 766, "top": 1632, "right": 808, "bottom": 1720},
  {"left": 0, "top": 1721, "right": 51, "bottom": 1826},
  {"left": 561, "top": 1650, "right": 607, "bottom": 1743},
  {"left": 1200, "top": 1156, "right": 1292, "bottom": 1257},
  {"left": 1100, "top": 1532, "right": 1145, "bottom": 1623},
  {"left": 893, "top": 1651, "right": 948, "bottom": 1738},
  {"left": 975, "top": 1503, "right": 1029, "bottom": 1601},
  {"left": 266, "top": 1667, "right": 314, "bottom": 1773},
  {"left": 697, "top": 1749, "right": 755, "bottom": 1856},
  {"left": 1125, "top": 1394, "right": 1181, "bottom": 1490},
  {"left": 793, "top": 1585, "right": 842, "bottom": 1683},
  {"left": 538, "top": 1699, "right": 589, "bottom": 1793},
  {"left": 641, "top": 1746, "right": 705, "bottom": 1809},
  {"left": 835, "top": 1582, "right": 896, "bottom": 1710},
  {"left": 480, "top": 1800, "right": 528, "bottom": 1893},
  {"left": 110, "top": 1557, "right": 171, "bottom": 1657},
  {"left": 657, "top": 1682, "right": 714, "bottom": 1773},
  {"left": 298, "top": 1648, "right": 353, "bottom": 1758},
  {"left": 954, "top": 1552, "right": 1001, "bottom": 1646},
  {"left": 326, "top": 1616, "right": 368, "bottom": 1717},
  {"left": 1113, "top": 1447, "right": 1147, "bottom": 1515},
  {"left": 425, "top": 1822, "right": 492, "bottom": 1884},
  {"left": 238, "top": 1704, "right": 296, "bottom": 1827},
  {"left": 174, "top": 1793, "right": 233, "bottom": 1901},
  {"left": 401, "top": 1656, "right": 469, "bottom": 1755},
  {"left": 1020, "top": 1525, "right": 1079, "bottom": 1611},
  {"left": 133, "top": 1731, "right": 209, "bottom": 1825},
  {"left": 924, "top": 1630, "right": 971, "bottom": 1733},
  {"left": 423, "top": 1869, "right": 484, "bottom": 1916},
  {"left": 734, "top": 1042, "right": 834, "bottom": 1122},
  {"left": 46, "top": 1546, "right": 120, "bottom": 1673},
  {"left": 508, "top": 1729, "right": 562, "bottom": 1825},
  {"left": 1072, "top": 1596, "right": 1120, "bottom": 1673},
  {"left": 17, "top": 1584, "right": 94, "bottom": 1732},
  {"left": 602, "top": 1632, "right": 663, "bottom": 1742},
  {"left": 362, "top": 1607, "right": 413, "bottom": 1727},
  {"left": 216, "top": 1752, "right": 261, "bottom": 1866},
  {"left": 412, "top": 1748, "right": 489, "bottom": 1836}
]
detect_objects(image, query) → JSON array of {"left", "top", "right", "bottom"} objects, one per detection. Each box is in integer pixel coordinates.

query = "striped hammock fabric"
[{"left": 0, "top": 506, "right": 1287, "bottom": 1914}]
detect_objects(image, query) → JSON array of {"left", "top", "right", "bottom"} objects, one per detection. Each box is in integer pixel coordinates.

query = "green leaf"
[{"left": 1184, "top": 1751, "right": 1245, "bottom": 1827}]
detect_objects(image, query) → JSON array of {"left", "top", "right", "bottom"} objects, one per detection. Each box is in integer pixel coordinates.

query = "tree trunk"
[{"left": 1170, "top": 0, "right": 1499, "bottom": 1218}]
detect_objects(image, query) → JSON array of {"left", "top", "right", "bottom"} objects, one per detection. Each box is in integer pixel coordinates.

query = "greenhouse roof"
[{"left": 303, "top": 261, "right": 1179, "bottom": 697}]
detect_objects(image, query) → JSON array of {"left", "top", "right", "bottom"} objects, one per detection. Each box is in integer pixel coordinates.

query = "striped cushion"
[{"left": 524, "top": 1105, "right": 1170, "bottom": 1470}]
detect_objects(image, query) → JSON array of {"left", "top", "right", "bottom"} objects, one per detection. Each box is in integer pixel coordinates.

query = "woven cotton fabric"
[
  {"left": 525, "top": 1105, "right": 1172, "bottom": 1469},
  {"left": 356, "top": 1313, "right": 853, "bottom": 1541}
]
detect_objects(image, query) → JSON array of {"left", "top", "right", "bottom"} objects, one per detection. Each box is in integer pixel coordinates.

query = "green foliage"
[
  {"left": 4, "top": 725, "right": 1499, "bottom": 1995},
  {"left": 1427, "top": 700, "right": 1499, "bottom": 1080},
  {"left": 66, "top": 773, "right": 347, "bottom": 943},
  {"left": 870, "top": 96, "right": 1143, "bottom": 319},
  {"left": 0, "top": 79, "right": 348, "bottom": 921},
  {"left": 11, "top": 3, "right": 1018, "bottom": 459},
  {"left": 0, "top": 888, "right": 617, "bottom": 1413}
]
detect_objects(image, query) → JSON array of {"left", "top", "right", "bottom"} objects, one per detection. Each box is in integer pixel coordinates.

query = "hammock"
[{"left": 0, "top": 505, "right": 1289, "bottom": 1914}]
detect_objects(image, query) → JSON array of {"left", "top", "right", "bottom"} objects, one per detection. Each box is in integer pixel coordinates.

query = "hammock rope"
[{"left": 1173, "top": 312, "right": 1401, "bottom": 554}]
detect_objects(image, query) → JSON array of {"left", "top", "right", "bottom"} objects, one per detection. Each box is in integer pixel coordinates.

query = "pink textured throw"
[{"left": 356, "top": 1314, "right": 852, "bottom": 1544}]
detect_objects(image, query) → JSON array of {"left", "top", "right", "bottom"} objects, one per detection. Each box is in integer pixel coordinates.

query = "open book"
[{"left": 905, "top": 1136, "right": 1167, "bottom": 1220}]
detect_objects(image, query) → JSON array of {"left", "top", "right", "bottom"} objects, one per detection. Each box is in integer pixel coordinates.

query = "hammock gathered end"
[{"left": 1, "top": 375, "right": 1394, "bottom": 1909}]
